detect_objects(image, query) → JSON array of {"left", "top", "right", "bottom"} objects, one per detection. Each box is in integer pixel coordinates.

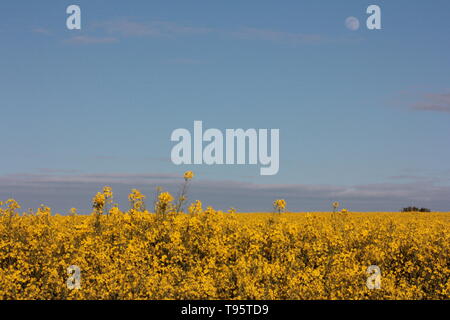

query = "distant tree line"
[{"left": 401, "top": 206, "right": 431, "bottom": 212}]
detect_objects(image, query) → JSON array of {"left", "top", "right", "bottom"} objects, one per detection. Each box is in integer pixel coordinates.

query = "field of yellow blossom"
[{"left": 0, "top": 174, "right": 449, "bottom": 300}]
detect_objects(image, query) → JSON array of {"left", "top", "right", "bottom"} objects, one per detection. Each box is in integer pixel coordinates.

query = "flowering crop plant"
[{"left": 0, "top": 172, "right": 449, "bottom": 300}]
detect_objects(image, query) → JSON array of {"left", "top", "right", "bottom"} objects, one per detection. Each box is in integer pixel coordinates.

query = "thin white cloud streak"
[
  {"left": 62, "top": 18, "right": 355, "bottom": 46},
  {"left": 229, "top": 27, "right": 323, "bottom": 44},
  {"left": 95, "top": 19, "right": 213, "bottom": 38},
  {"left": 65, "top": 35, "right": 119, "bottom": 44},
  {"left": 92, "top": 19, "right": 327, "bottom": 44},
  {"left": 32, "top": 27, "right": 52, "bottom": 35},
  {"left": 0, "top": 172, "right": 179, "bottom": 186}
]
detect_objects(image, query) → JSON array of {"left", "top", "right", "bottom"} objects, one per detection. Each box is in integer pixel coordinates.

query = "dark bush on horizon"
[{"left": 401, "top": 206, "right": 431, "bottom": 212}]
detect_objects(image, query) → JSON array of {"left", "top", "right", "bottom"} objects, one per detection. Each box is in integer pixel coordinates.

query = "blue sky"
[{"left": 1, "top": 0, "right": 450, "bottom": 213}]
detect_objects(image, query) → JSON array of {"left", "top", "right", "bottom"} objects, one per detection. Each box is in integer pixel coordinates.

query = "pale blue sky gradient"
[{"left": 1, "top": 1, "right": 450, "bottom": 213}]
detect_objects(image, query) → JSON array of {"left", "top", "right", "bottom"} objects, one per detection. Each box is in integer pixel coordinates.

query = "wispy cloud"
[
  {"left": 85, "top": 18, "right": 329, "bottom": 45},
  {"left": 230, "top": 27, "right": 323, "bottom": 44},
  {"left": 95, "top": 19, "right": 213, "bottom": 38},
  {"left": 32, "top": 27, "right": 52, "bottom": 35},
  {"left": 0, "top": 172, "right": 179, "bottom": 186},
  {"left": 36, "top": 168, "right": 80, "bottom": 174},
  {"left": 1, "top": 172, "right": 449, "bottom": 213},
  {"left": 62, "top": 18, "right": 344, "bottom": 46},
  {"left": 410, "top": 92, "right": 450, "bottom": 113},
  {"left": 63, "top": 19, "right": 213, "bottom": 45},
  {"left": 65, "top": 35, "right": 119, "bottom": 45}
]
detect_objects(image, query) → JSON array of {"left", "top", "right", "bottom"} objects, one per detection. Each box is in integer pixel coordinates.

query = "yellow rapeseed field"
[{"left": 0, "top": 172, "right": 449, "bottom": 300}]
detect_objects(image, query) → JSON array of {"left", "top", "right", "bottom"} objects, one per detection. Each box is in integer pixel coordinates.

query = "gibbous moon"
[{"left": 345, "top": 16, "right": 360, "bottom": 31}]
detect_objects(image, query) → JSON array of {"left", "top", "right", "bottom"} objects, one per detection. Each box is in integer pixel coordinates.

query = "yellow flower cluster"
[
  {"left": 158, "top": 192, "right": 174, "bottom": 204},
  {"left": 273, "top": 199, "right": 286, "bottom": 213},
  {"left": 92, "top": 192, "right": 106, "bottom": 213},
  {"left": 188, "top": 200, "right": 203, "bottom": 215},
  {"left": 184, "top": 171, "right": 194, "bottom": 181},
  {"left": 0, "top": 193, "right": 449, "bottom": 300},
  {"left": 128, "top": 189, "right": 146, "bottom": 211},
  {"left": 6, "top": 199, "right": 20, "bottom": 211}
]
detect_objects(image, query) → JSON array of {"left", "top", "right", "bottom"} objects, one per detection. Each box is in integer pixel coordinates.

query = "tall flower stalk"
[
  {"left": 332, "top": 201, "right": 340, "bottom": 213},
  {"left": 175, "top": 171, "right": 194, "bottom": 213}
]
